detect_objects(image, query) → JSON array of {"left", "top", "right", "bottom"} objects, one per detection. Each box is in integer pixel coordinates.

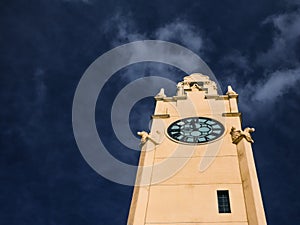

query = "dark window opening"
[
  {"left": 190, "top": 81, "right": 204, "bottom": 87},
  {"left": 217, "top": 190, "right": 231, "bottom": 213}
]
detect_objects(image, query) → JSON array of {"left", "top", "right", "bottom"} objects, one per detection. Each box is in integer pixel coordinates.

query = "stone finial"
[
  {"left": 155, "top": 88, "right": 166, "bottom": 98},
  {"left": 230, "top": 127, "right": 255, "bottom": 144},
  {"left": 226, "top": 85, "right": 237, "bottom": 95},
  {"left": 176, "top": 82, "right": 185, "bottom": 96}
]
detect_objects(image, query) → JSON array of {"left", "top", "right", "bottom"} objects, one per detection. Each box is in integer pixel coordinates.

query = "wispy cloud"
[
  {"left": 237, "top": 68, "right": 300, "bottom": 115},
  {"left": 103, "top": 13, "right": 146, "bottom": 47},
  {"left": 221, "top": 7, "right": 300, "bottom": 117},
  {"left": 256, "top": 9, "right": 300, "bottom": 68},
  {"left": 104, "top": 15, "right": 205, "bottom": 54},
  {"left": 252, "top": 68, "right": 300, "bottom": 102},
  {"left": 155, "top": 20, "right": 203, "bottom": 53},
  {"left": 102, "top": 14, "right": 207, "bottom": 84},
  {"left": 222, "top": 50, "right": 251, "bottom": 72},
  {"left": 219, "top": 50, "right": 253, "bottom": 83},
  {"left": 103, "top": 10, "right": 300, "bottom": 119},
  {"left": 101, "top": 14, "right": 210, "bottom": 138},
  {"left": 247, "top": 8, "right": 300, "bottom": 114}
]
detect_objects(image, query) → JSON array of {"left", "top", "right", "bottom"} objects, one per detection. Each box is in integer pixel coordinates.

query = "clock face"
[{"left": 167, "top": 117, "right": 225, "bottom": 144}]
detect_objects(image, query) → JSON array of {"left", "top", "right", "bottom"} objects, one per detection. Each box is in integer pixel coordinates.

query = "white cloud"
[
  {"left": 103, "top": 12, "right": 300, "bottom": 119},
  {"left": 220, "top": 8, "right": 300, "bottom": 117},
  {"left": 103, "top": 13, "right": 146, "bottom": 47},
  {"left": 223, "top": 51, "right": 251, "bottom": 72},
  {"left": 155, "top": 21, "right": 203, "bottom": 53},
  {"left": 102, "top": 14, "right": 208, "bottom": 84},
  {"left": 235, "top": 68, "right": 300, "bottom": 118},
  {"left": 104, "top": 15, "right": 205, "bottom": 54},
  {"left": 250, "top": 9, "right": 300, "bottom": 108},
  {"left": 256, "top": 10, "right": 300, "bottom": 67},
  {"left": 252, "top": 68, "right": 300, "bottom": 102},
  {"left": 219, "top": 50, "right": 252, "bottom": 81}
]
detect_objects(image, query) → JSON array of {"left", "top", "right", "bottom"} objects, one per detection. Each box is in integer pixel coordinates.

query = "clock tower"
[{"left": 127, "top": 73, "right": 267, "bottom": 225}]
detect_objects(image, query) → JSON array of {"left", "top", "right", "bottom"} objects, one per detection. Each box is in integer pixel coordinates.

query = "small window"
[{"left": 217, "top": 190, "right": 231, "bottom": 213}]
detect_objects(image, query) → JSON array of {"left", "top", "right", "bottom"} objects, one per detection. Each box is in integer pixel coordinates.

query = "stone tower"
[{"left": 127, "top": 73, "right": 267, "bottom": 225}]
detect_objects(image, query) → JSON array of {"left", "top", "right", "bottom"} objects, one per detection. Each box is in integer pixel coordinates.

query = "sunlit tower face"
[{"left": 127, "top": 73, "right": 267, "bottom": 225}]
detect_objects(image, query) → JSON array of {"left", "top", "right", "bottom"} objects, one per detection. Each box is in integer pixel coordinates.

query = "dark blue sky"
[{"left": 1, "top": 0, "right": 300, "bottom": 224}]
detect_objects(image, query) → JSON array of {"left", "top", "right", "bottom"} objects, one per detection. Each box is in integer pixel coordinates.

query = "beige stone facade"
[{"left": 127, "top": 74, "right": 267, "bottom": 225}]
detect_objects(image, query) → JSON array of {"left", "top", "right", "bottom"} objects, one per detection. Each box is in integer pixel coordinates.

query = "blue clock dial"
[{"left": 167, "top": 117, "right": 224, "bottom": 144}]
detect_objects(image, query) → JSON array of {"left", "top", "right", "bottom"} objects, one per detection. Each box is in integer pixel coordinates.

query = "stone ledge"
[
  {"left": 222, "top": 112, "right": 241, "bottom": 117},
  {"left": 151, "top": 114, "right": 170, "bottom": 119}
]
